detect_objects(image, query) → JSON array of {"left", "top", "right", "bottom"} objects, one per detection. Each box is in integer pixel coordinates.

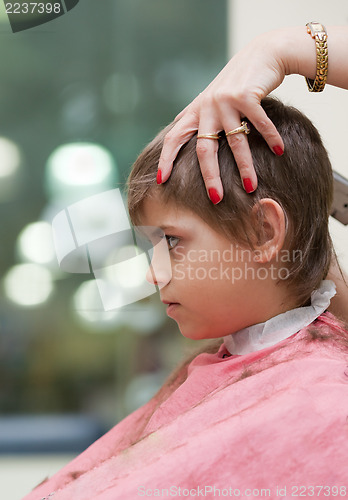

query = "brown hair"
[{"left": 127, "top": 97, "right": 333, "bottom": 306}]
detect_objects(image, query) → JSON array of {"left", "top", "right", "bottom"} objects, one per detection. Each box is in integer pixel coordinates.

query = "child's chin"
[
  {"left": 178, "top": 325, "right": 205, "bottom": 340},
  {"left": 179, "top": 322, "right": 243, "bottom": 341},
  {"left": 178, "top": 325, "right": 221, "bottom": 341}
]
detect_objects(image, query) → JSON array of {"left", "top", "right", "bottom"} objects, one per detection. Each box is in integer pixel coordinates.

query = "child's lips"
[
  {"left": 161, "top": 299, "right": 180, "bottom": 316},
  {"left": 161, "top": 299, "right": 179, "bottom": 305},
  {"left": 166, "top": 303, "right": 180, "bottom": 317}
]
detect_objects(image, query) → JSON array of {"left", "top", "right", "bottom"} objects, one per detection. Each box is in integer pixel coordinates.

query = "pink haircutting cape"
[{"left": 23, "top": 312, "right": 348, "bottom": 500}]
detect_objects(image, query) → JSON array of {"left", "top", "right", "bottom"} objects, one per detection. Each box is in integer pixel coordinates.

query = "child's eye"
[{"left": 165, "top": 235, "right": 180, "bottom": 250}]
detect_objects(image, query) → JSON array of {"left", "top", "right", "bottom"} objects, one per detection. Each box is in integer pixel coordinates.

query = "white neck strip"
[{"left": 223, "top": 280, "right": 336, "bottom": 356}]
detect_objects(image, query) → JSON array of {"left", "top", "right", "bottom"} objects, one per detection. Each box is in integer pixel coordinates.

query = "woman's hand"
[{"left": 157, "top": 31, "right": 288, "bottom": 203}]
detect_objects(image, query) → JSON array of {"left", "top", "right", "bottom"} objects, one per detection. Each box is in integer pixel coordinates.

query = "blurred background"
[
  {"left": 0, "top": 1, "right": 347, "bottom": 499},
  {"left": 0, "top": 1, "right": 228, "bottom": 498}
]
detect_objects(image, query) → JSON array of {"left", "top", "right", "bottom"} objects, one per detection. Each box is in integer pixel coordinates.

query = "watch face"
[{"left": 307, "top": 22, "right": 326, "bottom": 37}]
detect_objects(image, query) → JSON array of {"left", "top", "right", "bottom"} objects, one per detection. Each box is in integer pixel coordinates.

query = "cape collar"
[{"left": 223, "top": 280, "right": 336, "bottom": 356}]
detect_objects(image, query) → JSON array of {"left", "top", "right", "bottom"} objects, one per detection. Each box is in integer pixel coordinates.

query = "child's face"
[{"left": 140, "top": 196, "right": 273, "bottom": 340}]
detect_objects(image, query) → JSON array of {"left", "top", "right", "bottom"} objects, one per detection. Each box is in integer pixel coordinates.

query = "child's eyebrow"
[
  {"left": 159, "top": 224, "right": 179, "bottom": 232},
  {"left": 135, "top": 224, "right": 181, "bottom": 240},
  {"left": 148, "top": 225, "right": 178, "bottom": 239},
  {"left": 135, "top": 226, "right": 170, "bottom": 240}
]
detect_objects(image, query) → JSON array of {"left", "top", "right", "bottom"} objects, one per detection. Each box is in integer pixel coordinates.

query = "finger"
[
  {"left": 227, "top": 130, "right": 257, "bottom": 193},
  {"left": 196, "top": 109, "right": 224, "bottom": 203},
  {"left": 174, "top": 103, "right": 192, "bottom": 122},
  {"left": 196, "top": 136, "right": 224, "bottom": 204},
  {"left": 224, "top": 126, "right": 257, "bottom": 193},
  {"left": 241, "top": 100, "right": 284, "bottom": 156},
  {"left": 218, "top": 105, "right": 257, "bottom": 194},
  {"left": 158, "top": 112, "right": 199, "bottom": 183}
]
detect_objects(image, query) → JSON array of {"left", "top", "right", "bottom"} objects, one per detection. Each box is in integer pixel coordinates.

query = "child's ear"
[{"left": 251, "top": 198, "right": 286, "bottom": 263}]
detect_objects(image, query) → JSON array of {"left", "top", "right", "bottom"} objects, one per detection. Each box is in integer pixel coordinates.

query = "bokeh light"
[
  {"left": 4, "top": 264, "right": 54, "bottom": 307},
  {"left": 16, "top": 221, "right": 56, "bottom": 265},
  {"left": 103, "top": 245, "right": 149, "bottom": 289},
  {"left": 0, "top": 137, "right": 21, "bottom": 178},
  {"left": 73, "top": 279, "right": 119, "bottom": 328},
  {"left": 45, "top": 143, "right": 118, "bottom": 203},
  {"left": 0, "top": 137, "right": 22, "bottom": 201}
]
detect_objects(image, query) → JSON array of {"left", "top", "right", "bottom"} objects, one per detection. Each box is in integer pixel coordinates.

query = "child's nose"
[
  {"left": 145, "top": 265, "right": 171, "bottom": 288},
  {"left": 145, "top": 245, "right": 171, "bottom": 288}
]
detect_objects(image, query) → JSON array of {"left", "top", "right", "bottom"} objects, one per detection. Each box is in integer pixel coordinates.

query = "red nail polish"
[
  {"left": 243, "top": 178, "right": 254, "bottom": 193},
  {"left": 273, "top": 145, "right": 284, "bottom": 156},
  {"left": 156, "top": 169, "right": 162, "bottom": 184},
  {"left": 208, "top": 188, "right": 221, "bottom": 205}
]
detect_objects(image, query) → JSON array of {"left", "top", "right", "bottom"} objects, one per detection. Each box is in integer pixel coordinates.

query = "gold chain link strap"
[{"left": 306, "top": 22, "right": 328, "bottom": 93}]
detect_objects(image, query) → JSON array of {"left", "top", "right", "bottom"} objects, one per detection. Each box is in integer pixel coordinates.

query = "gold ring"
[
  {"left": 226, "top": 121, "right": 251, "bottom": 137},
  {"left": 196, "top": 133, "right": 220, "bottom": 140}
]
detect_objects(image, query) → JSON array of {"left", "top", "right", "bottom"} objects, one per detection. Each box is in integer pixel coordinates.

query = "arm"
[
  {"left": 291, "top": 26, "right": 348, "bottom": 89},
  {"left": 157, "top": 26, "right": 348, "bottom": 203}
]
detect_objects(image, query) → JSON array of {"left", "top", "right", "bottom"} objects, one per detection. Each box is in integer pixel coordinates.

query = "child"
[{"left": 25, "top": 98, "right": 348, "bottom": 500}]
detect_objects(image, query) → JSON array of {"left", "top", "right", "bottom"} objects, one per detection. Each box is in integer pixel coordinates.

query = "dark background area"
[{"left": 0, "top": 0, "right": 227, "bottom": 448}]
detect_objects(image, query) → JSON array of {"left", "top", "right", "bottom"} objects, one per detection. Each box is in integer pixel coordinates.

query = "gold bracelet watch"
[{"left": 305, "top": 22, "right": 328, "bottom": 92}]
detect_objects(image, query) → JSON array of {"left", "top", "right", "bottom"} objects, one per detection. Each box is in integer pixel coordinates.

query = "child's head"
[{"left": 127, "top": 97, "right": 333, "bottom": 339}]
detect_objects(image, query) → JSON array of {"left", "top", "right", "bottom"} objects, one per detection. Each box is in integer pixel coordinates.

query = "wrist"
[{"left": 274, "top": 26, "right": 317, "bottom": 80}]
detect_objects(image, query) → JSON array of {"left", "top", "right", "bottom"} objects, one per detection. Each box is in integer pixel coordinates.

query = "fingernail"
[
  {"left": 273, "top": 145, "right": 284, "bottom": 156},
  {"left": 243, "top": 178, "right": 254, "bottom": 194},
  {"left": 156, "top": 169, "right": 162, "bottom": 184},
  {"left": 208, "top": 188, "right": 221, "bottom": 205}
]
